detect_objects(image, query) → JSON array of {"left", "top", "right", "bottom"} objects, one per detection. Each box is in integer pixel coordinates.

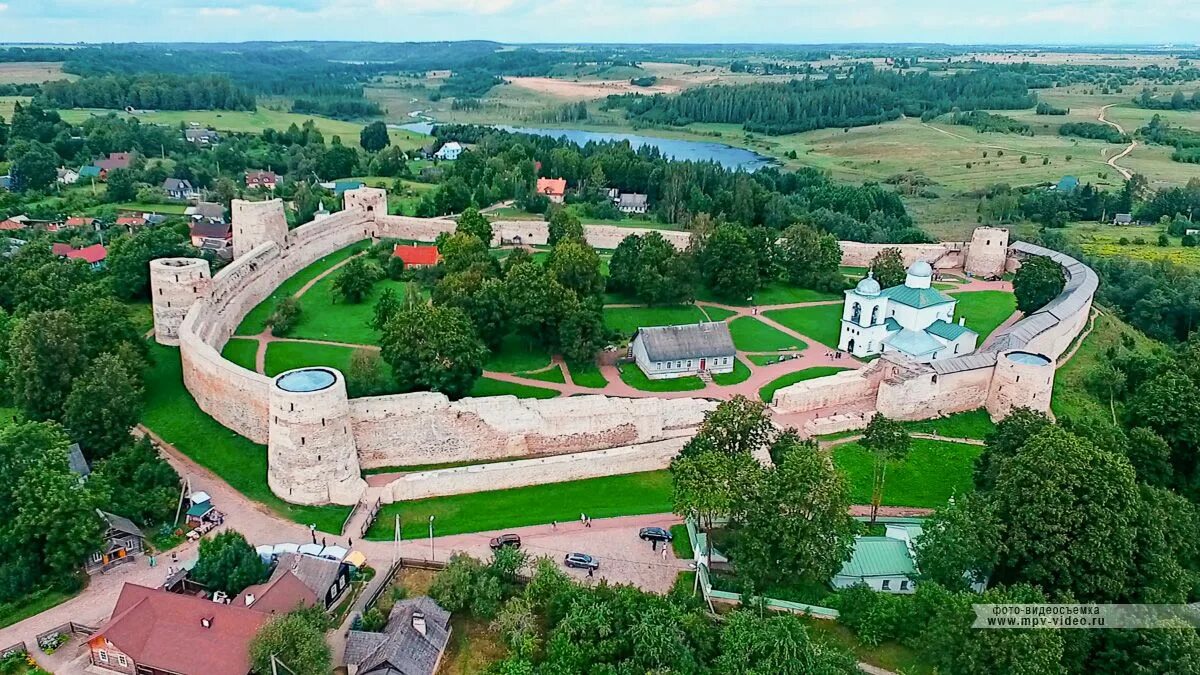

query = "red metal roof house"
[
  {"left": 535, "top": 177, "right": 567, "bottom": 203},
  {"left": 393, "top": 243, "right": 441, "bottom": 268}
]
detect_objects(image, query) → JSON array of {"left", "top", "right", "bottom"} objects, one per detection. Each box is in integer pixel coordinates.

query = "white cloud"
[{"left": 0, "top": 3, "right": 9, "bottom": 11}]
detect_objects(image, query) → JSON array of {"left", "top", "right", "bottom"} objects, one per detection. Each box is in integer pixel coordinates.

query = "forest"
[
  {"left": 607, "top": 66, "right": 1038, "bottom": 135},
  {"left": 37, "top": 74, "right": 256, "bottom": 111},
  {"left": 951, "top": 110, "right": 1032, "bottom": 135},
  {"left": 1058, "top": 121, "right": 1128, "bottom": 143}
]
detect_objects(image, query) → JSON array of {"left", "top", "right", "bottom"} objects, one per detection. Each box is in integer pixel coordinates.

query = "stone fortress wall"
[{"left": 153, "top": 190, "right": 1093, "bottom": 507}]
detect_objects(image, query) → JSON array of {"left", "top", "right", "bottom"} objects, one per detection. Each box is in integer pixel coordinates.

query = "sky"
[{"left": 1, "top": 0, "right": 1198, "bottom": 46}]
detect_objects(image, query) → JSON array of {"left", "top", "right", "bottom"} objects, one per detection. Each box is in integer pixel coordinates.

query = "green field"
[
  {"left": 833, "top": 438, "right": 981, "bottom": 508},
  {"left": 365, "top": 470, "right": 673, "bottom": 540},
  {"left": 519, "top": 364, "right": 567, "bottom": 384},
  {"left": 697, "top": 281, "right": 841, "bottom": 307},
  {"left": 484, "top": 334, "right": 553, "bottom": 373},
  {"left": 468, "top": 377, "right": 560, "bottom": 399},
  {"left": 602, "top": 305, "right": 708, "bottom": 336},
  {"left": 264, "top": 341, "right": 359, "bottom": 377},
  {"left": 568, "top": 361, "right": 608, "bottom": 388},
  {"left": 237, "top": 242, "right": 367, "bottom": 335},
  {"left": 712, "top": 357, "right": 752, "bottom": 386},
  {"left": 221, "top": 337, "right": 259, "bottom": 371},
  {"left": 114, "top": 201, "right": 190, "bottom": 215},
  {"left": 759, "top": 366, "right": 850, "bottom": 403},
  {"left": 951, "top": 290, "right": 1018, "bottom": 341},
  {"left": 141, "top": 343, "right": 350, "bottom": 532},
  {"left": 618, "top": 364, "right": 706, "bottom": 392},
  {"left": 290, "top": 277, "right": 413, "bottom": 345},
  {"left": 763, "top": 304, "right": 843, "bottom": 349},
  {"left": 902, "top": 408, "right": 996, "bottom": 440},
  {"left": 728, "top": 316, "right": 805, "bottom": 352},
  {"left": 699, "top": 305, "right": 738, "bottom": 322},
  {"left": 1051, "top": 311, "right": 1162, "bottom": 422}
]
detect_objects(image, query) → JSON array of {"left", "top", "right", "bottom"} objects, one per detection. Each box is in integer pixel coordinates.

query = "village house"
[
  {"left": 95, "top": 152, "right": 135, "bottom": 174},
  {"left": 0, "top": 175, "right": 11, "bottom": 191},
  {"left": 631, "top": 322, "right": 736, "bottom": 380},
  {"left": 1113, "top": 213, "right": 1134, "bottom": 225},
  {"left": 57, "top": 167, "right": 80, "bottom": 185},
  {"left": 52, "top": 242, "right": 108, "bottom": 270},
  {"left": 65, "top": 216, "right": 96, "bottom": 229},
  {"left": 190, "top": 220, "right": 234, "bottom": 254},
  {"left": 85, "top": 511, "right": 145, "bottom": 574},
  {"left": 66, "top": 443, "right": 91, "bottom": 481},
  {"left": 536, "top": 177, "right": 568, "bottom": 203},
  {"left": 116, "top": 215, "right": 147, "bottom": 229},
  {"left": 186, "top": 201, "right": 227, "bottom": 224},
  {"left": 78, "top": 165, "right": 106, "bottom": 182},
  {"left": 434, "top": 141, "right": 463, "bottom": 160},
  {"left": 832, "top": 534, "right": 917, "bottom": 594},
  {"left": 838, "top": 262, "right": 978, "bottom": 363},
  {"left": 163, "top": 177, "right": 199, "bottom": 200},
  {"left": 89, "top": 583, "right": 270, "bottom": 675},
  {"left": 245, "top": 170, "right": 278, "bottom": 190},
  {"left": 344, "top": 596, "right": 453, "bottom": 675},
  {"left": 0, "top": 215, "right": 29, "bottom": 231},
  {"left": 615, "top": 192, "right": 649, "bottom": 214},
  {"left": 235, "top": 552, "right": 351, "bottom": 613},
  {"left": 393, "top": 243, "right": 441, "bottom": 268}
]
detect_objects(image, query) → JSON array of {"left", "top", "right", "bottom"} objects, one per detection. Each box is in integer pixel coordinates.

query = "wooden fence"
[{"left": 35, "top": 621, "right": 98, "bottom": 653}]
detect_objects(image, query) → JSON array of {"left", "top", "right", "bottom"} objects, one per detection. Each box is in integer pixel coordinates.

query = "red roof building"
[
  {"left": 88, "top": 584, "right": 270, "bottom": 675},
  {"left": 0, "top": 219, "right": 24, "bottom": 231},
  {"left": 94, "top": 152, "right": 134, "bottom": 173},
  {"left": 117, "top": 216, "right": 147, "bottom": 228},
  {"left": 66, "top": 216, "right": 95, "bottom": 228},
  {"left": 245, "top": 170, "right": 278, "bottom": 190},
  {"left": 53, "top": 242, "right": 107, "bottom": 267},
  {"left": 393, "top": 243, "right": 441, "bottom": 268},
  {"left": 536, "top": 177, "right": 567, "bottom": 203}
]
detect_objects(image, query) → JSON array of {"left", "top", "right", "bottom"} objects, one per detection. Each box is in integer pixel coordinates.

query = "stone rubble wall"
[
  {"left": 375, "top": 215, "right": 693, "bottom": 251},
  {"left": 382, "top": 437, "right": 689, "bottom": 502},
  {"left": 770, "top": 363, "right": 884, "bottom": 413},
  {"left": 875, "top": 364, "right": 995, "bottom": 421},
  {"left": 838, "top": 241, "right": 967, "bottom": 268},
  {"left": 350, "top": 392, "right": 714, "bottom": 468}
]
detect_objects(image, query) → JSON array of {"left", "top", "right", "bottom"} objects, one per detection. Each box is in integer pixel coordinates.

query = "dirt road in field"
[{"left": 1098, "top": 104, "right": 1136, "bottom": 180}]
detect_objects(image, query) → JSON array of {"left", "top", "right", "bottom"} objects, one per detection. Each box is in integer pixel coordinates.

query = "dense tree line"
[
  {"left": 291, "top": 96, "right": 382, "bottom": 119},
  {"left": 426, "top": 125, "right": 926, "bottom": 242},
  {"left": 38, "top": 74, "right": 255, "bottom": 111},
  {"left": 1058, "top": 121, "right": 1128, "bottom": 143},
  {"left": 951, "top": 110, "right": 1032, "bottom": 135},
  {"left": 606, "top": 66, "right": 1036, "bottom": 135},
  {"left": 1134, "top": 87, "right": 1200, "bottom": 111},
  {"left": 1035, "top": 101, "right": 1069, "bottom": 115}
]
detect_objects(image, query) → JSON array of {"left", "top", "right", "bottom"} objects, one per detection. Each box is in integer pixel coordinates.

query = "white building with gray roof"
[
  {"left": 344, "top": 596, "right": 452, "bottom": 675},
  {"left": 631, "top": 321, "right": 736, "bottom": 380}
]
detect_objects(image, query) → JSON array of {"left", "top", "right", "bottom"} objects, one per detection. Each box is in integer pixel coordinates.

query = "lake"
[{"left": 393, "top": 122, "right": 775, "bottom": 172}]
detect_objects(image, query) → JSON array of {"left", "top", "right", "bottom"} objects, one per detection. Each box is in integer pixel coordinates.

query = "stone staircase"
[{"left": 698, "top": 370, "right": 713, "bottom": 384}]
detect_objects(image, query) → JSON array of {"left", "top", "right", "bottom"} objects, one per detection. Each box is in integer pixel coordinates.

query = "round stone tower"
[
  {"left": 267, "top": 367, "right": 366, "bottom": 506},
  {"left": 232, "top": 198, "right": 289, "bottom": 260},
  {"left": 986, "top": 350, "right": 1054, "bottom": 420},
  {"left": 965, "top": 226, "right": 1010, "bottom": 279},
  {"left": 149, "top": 257, "right": 211, "bottom": 346}
]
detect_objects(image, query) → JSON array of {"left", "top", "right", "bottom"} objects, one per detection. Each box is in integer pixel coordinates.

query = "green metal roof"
[
  {"left": 880, "top": 285, "right": 954, "bottom": 309},
  {"left": 884, "top": 317, "right": 901, "bottom": 332},
  {"left": 883, "top": 328, "right": 943, "bottom": 356},
  {"left": 186, "top": 501, "right": 213, "bottom": 517},
  {"left": 838, "top": 537, "right": 916, "bottom": 578},
  {"left": 926, "top": 319, "right": 976, "bottom": 341},
  {"left": 79, "top": 166, "right": 102, "bottom": 177}
]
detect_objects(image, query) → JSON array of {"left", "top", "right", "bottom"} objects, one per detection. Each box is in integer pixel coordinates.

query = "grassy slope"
[
  {"left": 758, "top": 366, "right": 849, "bottom": 402},
  {"left": 568, "top": 361, "right": 608, "bottom": 388},
  {"left": 833, "top": 438, "right": 980, "bottom": 508},
  {"left": 1051, "top": 311, "right": 1161, "bottom": 421},
  {"left": 902, "top": 408, "right": 996, "bottom": 440},
  {"left": 141, "top": 343, "right": 350, "bottom": 532},
  {"left": 366, "top": 470, "right": 673, "bottom": 540},
  {"left": 289, "top": 277, "right": 411, "bottom": 345},
  {"left": 237, "top": 242, "right": 367, "bottom": 335}
]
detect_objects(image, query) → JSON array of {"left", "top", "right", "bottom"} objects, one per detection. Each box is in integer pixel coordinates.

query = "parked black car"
[
  {"left": 564, "top": 552, "right": 600, "bottom": 570},
  {"left": 639, "top": 527, "right": 673, "bottom": 543},
  {"left": 489, "top": 533, "right": 521, "bottom": 550}
]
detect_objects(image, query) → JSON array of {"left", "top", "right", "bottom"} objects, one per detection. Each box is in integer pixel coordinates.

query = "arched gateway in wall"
[{"left": 153, "top": 191, "right": 1095, "bottom": 507}]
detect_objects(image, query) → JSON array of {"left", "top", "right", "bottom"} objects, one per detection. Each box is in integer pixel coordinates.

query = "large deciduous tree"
[
  {"left": 331, "top": 256, "right": 383, "bottom": 304},
  {"left": 913, "top": 494, "right": 1000, "bottom": 591},
  {"left": 191, "top": 530, "right": 267, "bottom": 596},
  {"left": 546, "top": 240, "right": 605, "bottom": 300},
  {"left": 379, "top": 303, "right": 487, "bottom": 398},
  {"left": 1013, "top": 255, "right": 1066, "bottom": 313},
  {"left": 696, "top": 222, "right": 768, "bottom": 301},
  {"left": 249, "top": 606, "right": 332, "bottom": 675},
  {"left": 682, "top": 395, "right": 774, "bottom": 459},
  {"left": 869, "top": 247, "right": 906, "bottom": 288},
  {"left": 547, "top": 208, "right": 584, "bottom": 246},
  {"left": 64, "top": 353, "right": 143, "bottom": 461},
  {"left": 861, "top": 413, "right": 911, "bottom": 523},
  {"left": 89, "top": 438, "right": 181, "bottom": 529},
  {"left": 778, "top": 222, "right": 844, "bottom": 291},
  {"left": 455, "top": 207, "right": 494, "bottom": 245},
  {"left": 8, "top": 310, "right": 87, "bottom": 421},
  {"left": 358, "top": 121, "right": 390, "bottom": 153},
  {"left": 105, "top": 227, "right": 195, "bottom": 300}
]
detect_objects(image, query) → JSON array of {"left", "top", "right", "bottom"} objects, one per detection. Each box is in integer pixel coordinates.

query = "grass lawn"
[
  {"left": 568, "top": 361, "right": 608, "bottom": 388},
  {"left": 221, "top": 338, "right": 259, "bottom": 371},
  {"left": 468, "top": 377, "right": 560, "bottom": 399},
  {"left": 365, "top": 470, "right": 673, "bottom": 539},
  {"left": 902, "top": 408, "right": 996, "bottom": 440},
  {"left": 603, "top": 305, "right": 707, "bottom": 336},
  {"left": 0, "top": 585, "right": 80, "bottom": 629},
  {"left": 290, "top": 277, "right": 412, "bottom": 345},
  {"left": 124, "top": 299, "right": 154, "bottom": 335},
  {"left": 237, "top": 242, "right": 367, "bottom": 335},
  {"left": 484, "top": 334, "right": 552, "bottom": 373},
  {"left": 141, "top": 343, "right": 351, "bottom": 532},
  {"left": 712, "top": 357, "right": 751, "bottom": 386},
  {"left": 670, "top": 524, "right": 693, "bottom": 559},
  {"left": 699, "top": 305, "right": 737, "bottom": 322},
  {"left": 113, "top": 201, "right": 189, "bottom": 215},
  {"left": 758, "top": 366, "right": 849, "bottom": 402},
  {"left": 1052, "top": 311, "right": 1161, "bottom": 421},
  {"left": 265, "top": 341, "right": 359, "bottom": 377},
  {"left": 951, "top": 290, "right": 1017, "bottom": 341},
  {"left": 833, "top": 438, "right": 980, "bottom": 508},
  {"left": 697, "top": 281, "right": 840, "bottom": 306},
  {"left": 802, "top": 617, "right": 935, "bottom": 675},
  {"left": 728, "top": 316, "right": 805, "bottom": 352},
  {"left": 519, "top": 364, "right": 566, "bottom": 384},
  {"left": 763, "top": 304, "right": 843, "bottom": 349},
  {"left": 618, "top": 364, "right": 705, "bottom": 392},
  {"left": 747, "top": 353, "right": 802, "bottom": 366}
]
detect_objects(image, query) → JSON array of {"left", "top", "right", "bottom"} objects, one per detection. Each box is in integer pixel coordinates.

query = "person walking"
[
  {"left": 652, "top": 539, "right": 658, "bottom": 552},
  {"left": 587, "top": 567, "right": 594, "bottom": 578},
  {"left": 552, "top": 520, "right": 557, "bottom": 529},
  {"left": 661, "top": 546, "right": 668, "bottom": 561},
  {"left": 580, "top": 513, "right": 586, "bottom": 526},
  {"left": 585, "top": 516, "right": 592, "bottom": 528}
]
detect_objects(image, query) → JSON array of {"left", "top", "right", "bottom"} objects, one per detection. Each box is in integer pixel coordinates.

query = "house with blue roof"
[{"left": 837, "top": 262, "right": 979, "bottom": 363}]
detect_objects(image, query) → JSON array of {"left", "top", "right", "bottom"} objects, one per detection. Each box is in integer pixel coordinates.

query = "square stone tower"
[{"left": 232, "top": 198, "right": 289, "bottom": 259}]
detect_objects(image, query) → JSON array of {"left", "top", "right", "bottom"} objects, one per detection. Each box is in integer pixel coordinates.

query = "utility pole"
[
  {"left": 394, "top": 514, "right": 401, "bottom": 565},
  {"left": 428, "top": 515, "right": 435, "bottom": 561}
]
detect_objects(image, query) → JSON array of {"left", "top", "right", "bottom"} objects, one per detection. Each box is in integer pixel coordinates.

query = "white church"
[{"left": 838, "top": 261, "right": 978, "bottom": 363}]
